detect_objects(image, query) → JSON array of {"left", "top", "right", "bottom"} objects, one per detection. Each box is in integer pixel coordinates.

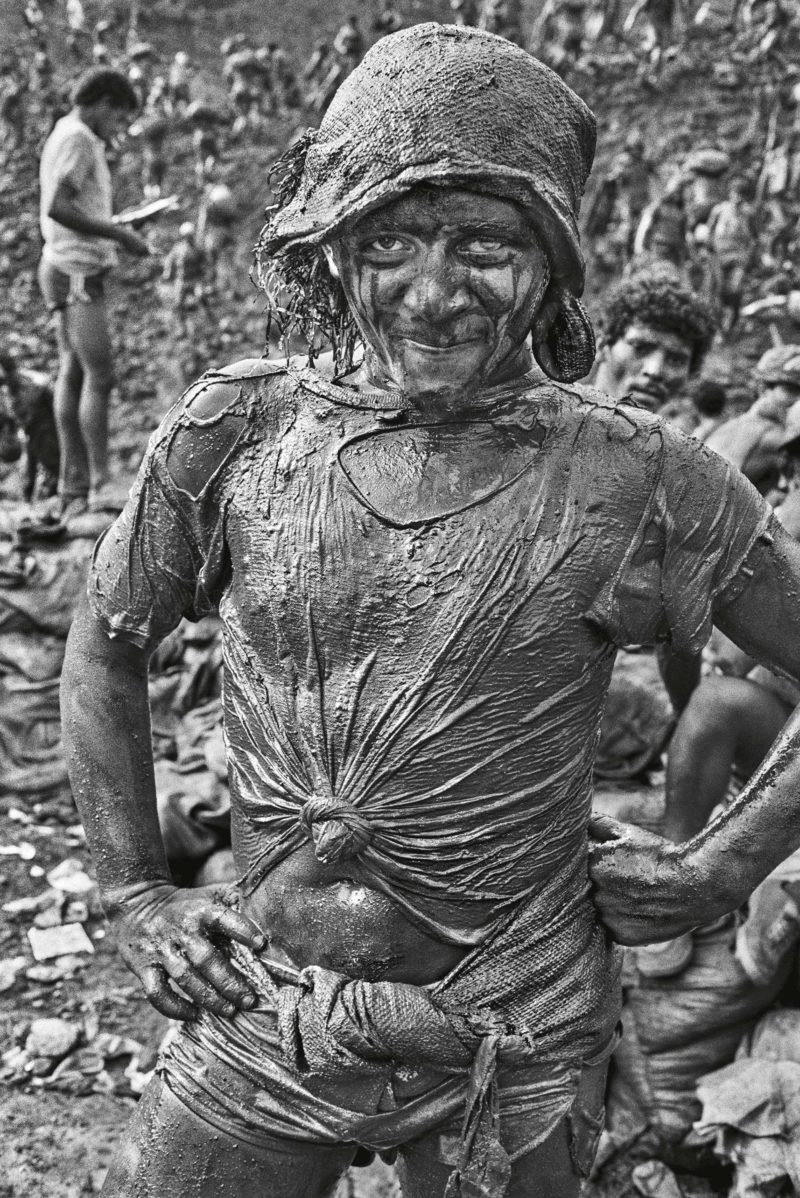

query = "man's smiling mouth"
[{"left": 400, "top": 336, "right": 482, "bottom": 352}]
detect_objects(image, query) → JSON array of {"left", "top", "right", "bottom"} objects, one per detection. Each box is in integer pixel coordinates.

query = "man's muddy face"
[
  {"left": 327, "top": 188, "right": 549, "bottom": 400},
  {"left": 598, "top": 321, "right": 693, "bottom": 411}
]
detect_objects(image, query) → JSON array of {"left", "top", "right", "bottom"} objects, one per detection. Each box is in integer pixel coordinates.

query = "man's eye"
[
  {"left": 461, "top": 238, "right": 509, "bottom": 257},
  {"left": 364, "top": 236, "right": 408, "bottom": 254}
]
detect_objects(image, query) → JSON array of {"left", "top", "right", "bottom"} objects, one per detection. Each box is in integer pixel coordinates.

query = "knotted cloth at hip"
[{"left": 226, "top": 852, "right": 621, "bottom": 1197}]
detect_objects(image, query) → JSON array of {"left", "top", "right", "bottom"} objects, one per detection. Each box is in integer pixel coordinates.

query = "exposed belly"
[{"left": 240, "top": 843, "right": 469, "bottom": 984}]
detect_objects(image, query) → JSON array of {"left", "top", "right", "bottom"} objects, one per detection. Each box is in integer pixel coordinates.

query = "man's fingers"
[
  {"left": 161, "top": 945, "right": 239, "bottom": 1016},
  {"left": 182, "top": 935, "right": 256, "bottom": 1007},
  {"left": 204, "top": 905, "right": 266, "bottom": 950},
  {"left": 587, "top": 813, "right": 628, "bottom": 844},
  {"left": 139, "top": 964, "right": 196, "bottom": 1020}
]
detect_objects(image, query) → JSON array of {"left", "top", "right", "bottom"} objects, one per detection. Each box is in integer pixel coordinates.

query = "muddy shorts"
[
  {"left": 37, "top": 258, "right": 107, "bottom": 313},
  {"left": 160, "top": 995, "right": 615, "bottom": 1180}
]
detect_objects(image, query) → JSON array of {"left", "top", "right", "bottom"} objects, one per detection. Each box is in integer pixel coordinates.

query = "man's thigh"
[
  {"left": 65, "top": 293, "right": 113, "bottom": 373},
  {"left": 53, "top": 309, "right": 76, "bottom": 363},
  {"left": 101, "top": 1074, "right": 357, "bottom": 1198},
  {"left": 698, "top": 675, "right": 792, "bottom": 772},
  {"left": 397, "top": 1114, "right": 580, "bottom": 1198},
  {"left": 397, "top": 1057, "right": 608, "bottom": 1198}
]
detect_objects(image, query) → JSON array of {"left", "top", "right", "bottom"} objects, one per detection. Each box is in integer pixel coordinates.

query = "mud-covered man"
[
  {"left": 62, "top": 24, "right": 800, "bottom": 1198},
  {"left": 593, "top": 268, "right": 714, "bottom": 412}
]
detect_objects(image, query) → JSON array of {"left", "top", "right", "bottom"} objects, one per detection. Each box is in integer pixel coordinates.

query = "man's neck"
[
  {"left": 358, "top": 344, "right": 537, "bottom": 410},
  {"left": 74, "top": 104, "right": 101, "bottom": 138}
]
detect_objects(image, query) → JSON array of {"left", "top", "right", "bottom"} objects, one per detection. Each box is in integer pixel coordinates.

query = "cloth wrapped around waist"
[
  {"left": 238, "top": 852, "right": 619, "bottom": 1071},
  {"left": 167, "top": 854, "right": 621, "bottom": 1196}
]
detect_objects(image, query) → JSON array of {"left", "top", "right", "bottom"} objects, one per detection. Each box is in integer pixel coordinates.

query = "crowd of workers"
[{"left": 5, "top": 0, "right": 800, "bottom": 1194}]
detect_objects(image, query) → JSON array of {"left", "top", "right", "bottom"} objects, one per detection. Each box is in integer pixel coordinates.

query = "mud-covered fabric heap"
[{"left": 264, "top": 23, "right": 595, "bottom": 295}]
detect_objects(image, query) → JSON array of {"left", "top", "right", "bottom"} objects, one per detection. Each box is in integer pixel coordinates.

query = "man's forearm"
[
  {"left": 47, "top": 198, "right": 120, "bottom": 242},
  {"left": 60, "top": 600, "right": 171, "bottom": 896},
  {"left": 686, "top": 701, "right": 800, "bottom": 906},
  {"left": 61, "top": 602, "right": 262, "bottom": 1020}
]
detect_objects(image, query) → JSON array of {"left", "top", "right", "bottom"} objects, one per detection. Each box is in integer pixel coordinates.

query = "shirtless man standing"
[
  {"left": 61, "top": 24, "right": 800, "bottom": 1198},
  {"left": 706, "top": 344, "right": 800, "bottom": 497}
]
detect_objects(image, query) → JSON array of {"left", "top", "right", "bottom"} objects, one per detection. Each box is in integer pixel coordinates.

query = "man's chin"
[
  {"left": 626, "top": 389, "right": 663, "bottom": 412},
  {"left": 392, "top": 342, "right": 491, "bottom": 396}
]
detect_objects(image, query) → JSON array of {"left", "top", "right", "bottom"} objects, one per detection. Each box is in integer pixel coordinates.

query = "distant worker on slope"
[{"left": 37, "top": 67, "right": 150, "bottom": 518}]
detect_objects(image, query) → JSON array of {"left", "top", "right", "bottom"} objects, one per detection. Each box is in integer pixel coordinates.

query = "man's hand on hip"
[
  {"left": 101, "top": 881, "right": 266, "bottom": 1019},
  {"left": 587, "top": 813, "right": 732, "bottom": 945}
]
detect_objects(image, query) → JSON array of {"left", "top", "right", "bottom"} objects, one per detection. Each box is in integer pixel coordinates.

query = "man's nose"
[
  {"left": 642, "top": 350, "right": 666, "bottom": 379},
  {"left": 404, "top": 247, "right": 471, "bottom": 321}
]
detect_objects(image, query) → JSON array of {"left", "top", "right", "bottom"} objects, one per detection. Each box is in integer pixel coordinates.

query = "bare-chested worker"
[
  {"left": 662, "top": 400, "right": 800, "bottom": 860},
  {"left": 633, "top": 185, "right": 689, "bottom": 267},
  {"left": 61, "top": 24, "right": 800, "bottom": 1198},
  {"left": 593, "top": 268, "right": 714, "bottom": 412},
  {"left": 592, "top": 270, "right": 714, "bottom": 722},
  {"left": 705, "top": 344, "right": 800, "bottom": 498},
  {"left": 706, "top": 175, "right": 756, "bottom": 334}
]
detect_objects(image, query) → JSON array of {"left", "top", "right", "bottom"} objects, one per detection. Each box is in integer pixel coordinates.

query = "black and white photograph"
[{"left": 3, "top": 0, "right": 800, "bottom": 1194}]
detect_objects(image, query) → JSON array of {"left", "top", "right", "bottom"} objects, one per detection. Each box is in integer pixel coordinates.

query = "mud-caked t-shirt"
[{"left": 88, "top": 361, "right": 773, "bottom": 1052}]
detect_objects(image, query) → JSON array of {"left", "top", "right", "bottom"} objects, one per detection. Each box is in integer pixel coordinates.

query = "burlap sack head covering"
[{"left": 258, "top": 22, "right": 597, "bottom": 382}]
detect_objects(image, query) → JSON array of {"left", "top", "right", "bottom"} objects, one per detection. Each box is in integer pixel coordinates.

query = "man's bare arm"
[
  {"left": 590, "top": 522, "right": 800, "bottom": 943},
  {"left": 61, "top": 596, "right": 264, "bottom": 1017},
  {"left": 47, "top": 178, "right": 150, "bottom": 255}
]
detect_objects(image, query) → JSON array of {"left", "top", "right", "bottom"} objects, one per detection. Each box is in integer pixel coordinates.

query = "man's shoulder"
[
  {"left": 542, "top": 378, "right": 668, "bottom": 443},
  {"left": 178, "top": 356, "right": 292, "bottom": 420},
  {"left": 704, "top": 410, "right": 760, "bottom": 456},
  {"left": 540, "top": 379, "right": 729, "bottom": 487},
  {"left": 155, "top": 357, "right": 296, "bottom": 498},
  {"left": 43, "top": 111, "right": 93, "bottom": 151}
]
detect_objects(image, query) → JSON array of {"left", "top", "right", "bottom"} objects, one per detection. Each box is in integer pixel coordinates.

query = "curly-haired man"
[{"left": 593, "top": 267, "right": 715, "bottom": 410}]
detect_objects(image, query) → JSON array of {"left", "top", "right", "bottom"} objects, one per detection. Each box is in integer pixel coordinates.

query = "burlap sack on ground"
[
  {"left": 606, "top": 916, "right": 791, "bottom": 1150},
  {"left": 696, "top": 1009, "right": 800, "bottom": 1196},
  {"left": 0, "top": 539, "right": 93, "bottom": 798},
  {"left": 594, "top": 649, "right": 674, "bottom": 781}
]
